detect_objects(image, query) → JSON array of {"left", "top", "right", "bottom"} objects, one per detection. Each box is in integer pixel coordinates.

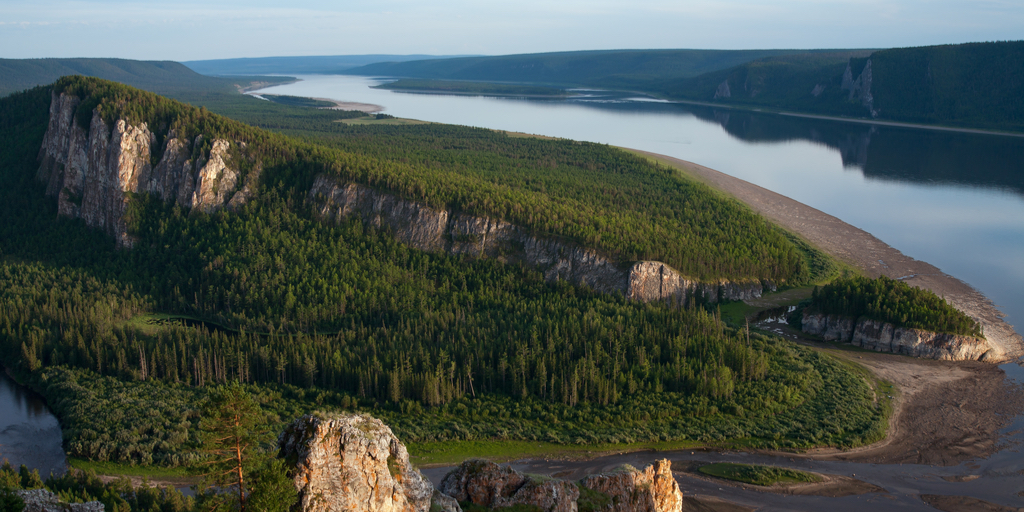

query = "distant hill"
[
  {"left": 345, "top": 42, "right": 1024, "bottom": 132},
  {"left": 184, "top": 54, "right": 476, "bottom": 76},
  {"left": 0, "top": 58, "right": 290, "bottom": 99},
  {"left": 343, "top": 49, "right": 837, "bottom": 87},
  {"left": 658, "top": 42, "right": 1024, "bottom": 130}
]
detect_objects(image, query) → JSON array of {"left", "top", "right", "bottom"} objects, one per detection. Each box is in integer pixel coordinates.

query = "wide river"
[{"left": 256, "top": 74, "right": 1024, "bottom": 339}]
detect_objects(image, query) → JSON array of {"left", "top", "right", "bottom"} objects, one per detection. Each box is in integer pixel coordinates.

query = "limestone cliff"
[
  {"left": 309, "top": 174, "right": 773, "bottom": 306},
  {"left": 36, "top": 91, "right": 252, "bottom": 246},
  {"left": 279, "top": 413, "right": 435, "bottom": 512},
  {"left": 841, "top": 59, "right": 876, "bottom": 117},
  {"left": 801, "top": 311, "right": 997, "bottom": 361}
]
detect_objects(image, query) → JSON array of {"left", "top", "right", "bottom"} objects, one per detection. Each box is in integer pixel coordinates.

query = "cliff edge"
[
  {"left": 802, "top": 311, "right": 997, "bottom": 361},
  {"left": 309, "top": 174, "right": 774, "bottom": 306},
  {"left": 36, "top": 91, "right": 254, "bottom": 246}
]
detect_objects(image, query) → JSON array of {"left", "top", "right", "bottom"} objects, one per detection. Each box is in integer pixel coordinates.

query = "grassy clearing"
[
  {"left": 406, "top": 439, "right": 704, "bottom": 467},
  {"left": 68, "top": 458, "right": 191, "bottom": 479},
  {"left": 697, "top": 462, "right": 821, "bottom": 486},
  {"left": 338, "top": 115, "right": 430, "bottom": 126}
]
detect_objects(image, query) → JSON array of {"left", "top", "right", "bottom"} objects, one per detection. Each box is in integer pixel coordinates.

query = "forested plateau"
[{"left": 0, "top": 76, "right": 886, "bottom": 471}]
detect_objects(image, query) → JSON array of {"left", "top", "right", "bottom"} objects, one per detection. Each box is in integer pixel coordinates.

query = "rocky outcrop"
[
  {"left": 36, "top": 91, "right": 252, "bottom": 246},
  {"left": 802, "top": 312, "right": 997, "bottom": 361},
  {"left": 438, "top": 459, "right": 682, "bottom": 512},
  {"left": 713, "top": 80, "right": 731, "bottom": 99},
  {"left": 279, "top": 413, "right": 435, "bottom": 512},
  {"left": 16, "top": 488, "right": 104, "bottom": 512},
  {"left": 438, "top": 460, "right": 579, "bottom": 512},
  {"left": 309, "top": 175, "right": 772, "bottom": 306},
  {"left": 579, "top": 460, "right": 683, "bottom": 512},
  {"left": 841, "top": 59, "right": 876, "bottom": 116}
]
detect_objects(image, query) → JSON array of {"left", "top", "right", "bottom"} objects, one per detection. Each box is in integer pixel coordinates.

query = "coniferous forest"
[
  {"left": 807, "top": 276, "right": 984, "bottom": 337},
  {"left": 0, "top": 77, "right": 887, "bottom": 474}
]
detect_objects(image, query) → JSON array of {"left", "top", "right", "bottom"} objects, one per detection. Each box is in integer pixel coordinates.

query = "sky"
[{"left": 1, "top": 0, "right": 1021, "bottom": 61}]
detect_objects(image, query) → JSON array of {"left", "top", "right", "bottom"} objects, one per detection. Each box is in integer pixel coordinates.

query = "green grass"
[
  {"left": 338, "top": 115, "right": 430, "bottom": 126},
  {"left": 67, "top": 458, "right": 192, "bottom": 479},
  {"left": 406, "top": 439, "right": 704, "bottom": 466},
  {"left": 697, "top": 462, "right": 821, "bottom": 486}
]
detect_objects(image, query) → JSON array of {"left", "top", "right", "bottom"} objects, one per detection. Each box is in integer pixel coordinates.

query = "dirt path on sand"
[{"left": 630, "top": 149, "right": 1024, "bottom": 362}]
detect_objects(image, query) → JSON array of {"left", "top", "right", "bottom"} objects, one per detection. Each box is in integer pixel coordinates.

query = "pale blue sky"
[{"left": 1, "top": 0, "right": 1020, "bottom": 60}]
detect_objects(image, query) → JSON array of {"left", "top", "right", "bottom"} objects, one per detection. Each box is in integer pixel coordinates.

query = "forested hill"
[
  {"left": 345, "top": 42, "right": 1024, "bottom": 132},
  {"left": 183, "top": 54, "right": 471, "bottom": 76},
  {"left": 343, "top": 49, "right": 833, "bottom": 89},
  {"left": 0, "top": 58, "right": 292, "bottom": 99},
  {"left": 0, "top": 78, "right": 888, "bottom": 466}
]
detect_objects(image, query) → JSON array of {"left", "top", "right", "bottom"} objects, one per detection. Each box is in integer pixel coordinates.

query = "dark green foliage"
[
  {"left": 0, "top": 58, "right": 292, "bottom": 99},
  {"left": 376, "top": 79, "right": 567, "bottom": 96},
  {"left": 697, "top": 462, "right": 819, "bottom": 486},
  {"left": 576, "top": 484, "right": 611, "bottom": 512},
  {"left": 869, "top": 41, "right": 1024, "bottom": 130},
  {"left": 0, "top": 78, "right": 883, "bottom": 469},
  {"left": 259, "top": 95, "right": 337, "bottom": 108},
  {"left": 0, "top": 462, "right": 193, "bottom": 512},
  {"left": 192, "top": 384, "right": 296, "bottom": 512},
  {"left": 809, "top": 276, "right": 983, "bottom": 337},
  {"left": 345, "top": 49, "right": 842, "bottom": 87}
]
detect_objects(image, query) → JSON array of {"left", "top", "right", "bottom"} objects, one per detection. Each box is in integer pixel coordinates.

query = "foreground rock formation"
[
  {"left": 279, "top": 413, "right": 435, "bottom": 512},
  {"left": 16, "top": 488, "right": 104, "bottom": 512},
  {"left": 36, "top": 91, "right": 254, "bottom": 246},
  {"left": 281, "top": 413, "right": 685, "bottom": 512},
  {"left": 309, "top": 174, "right": 774, "bottom": 306},
  {"left": 438, "top": 458, "right": 683, "bottom": 512},
  {"left": 801, "top": 312, "right": 996, "bottom": 361}
]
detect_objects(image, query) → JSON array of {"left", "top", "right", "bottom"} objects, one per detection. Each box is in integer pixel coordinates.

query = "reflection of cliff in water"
[
  {"left": 685, "top": 105, "right": 1024, "bottom": 196},
  {"left": 571, "top": 97, "right": 1024, "bottom": 196}
]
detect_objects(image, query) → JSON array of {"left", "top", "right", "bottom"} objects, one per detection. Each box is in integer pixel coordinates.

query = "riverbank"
[{"left": 628, "top": 148, "right": 1024, "bottom": 362}]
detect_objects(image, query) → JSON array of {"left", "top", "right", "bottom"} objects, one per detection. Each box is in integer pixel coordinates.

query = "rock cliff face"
[
  {"left": 841, "top": 59, "right": 876, "bottom": 116},
  {"left": 36, "top": 91, "right": 251, "bottom": 246},
  {"left": 279, "top": 413, "right": 435, "bottom": 512},
  {"left": 579, "top": 460, "right": 683, "bottom": 512},
  {"left": 801, "top": 312, "right": 997, "bottom": 361},
  {"left": 309, "top": 174, "right": 772, "bottom": 306}
]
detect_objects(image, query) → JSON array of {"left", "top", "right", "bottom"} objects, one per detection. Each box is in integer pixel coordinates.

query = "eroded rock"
[
  {"left": 579, "top": 460, "right": 682, "bottom": 512},
  {"left": 279, "top": 413, "right": 433, "bottom": 512},
  {"left": 37, "top": 91, "right": 248, "bottom": 246},
  {"left": 802, "top": 311, "right": 994, "bottom": 361}
]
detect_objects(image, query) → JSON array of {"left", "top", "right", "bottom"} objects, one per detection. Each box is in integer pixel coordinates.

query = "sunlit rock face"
[
  {"left": 802, "top": 311, "right": 996, "bottom": 361},
  {"left": 37, "top": 91, "right": 251, "bottom": 247},
  {"left": 279, "top": 413, "right": 434, "bottom": 512}
]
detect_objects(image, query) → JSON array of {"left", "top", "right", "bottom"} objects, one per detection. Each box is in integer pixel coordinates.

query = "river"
[
  {"left": 0, "top": 371, "right": 65, "bottom": 477},
  {"left": 253, "top": 74, "right": 1024, "bottom": 338}
]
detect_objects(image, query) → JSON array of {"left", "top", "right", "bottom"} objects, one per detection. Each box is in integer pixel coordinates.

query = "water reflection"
[
  {"left": 0, "top": 371, "right": 66, "bottom": 476},
  {"left": 569, "top": 95, "right": 1024, "bottom": 196}
]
